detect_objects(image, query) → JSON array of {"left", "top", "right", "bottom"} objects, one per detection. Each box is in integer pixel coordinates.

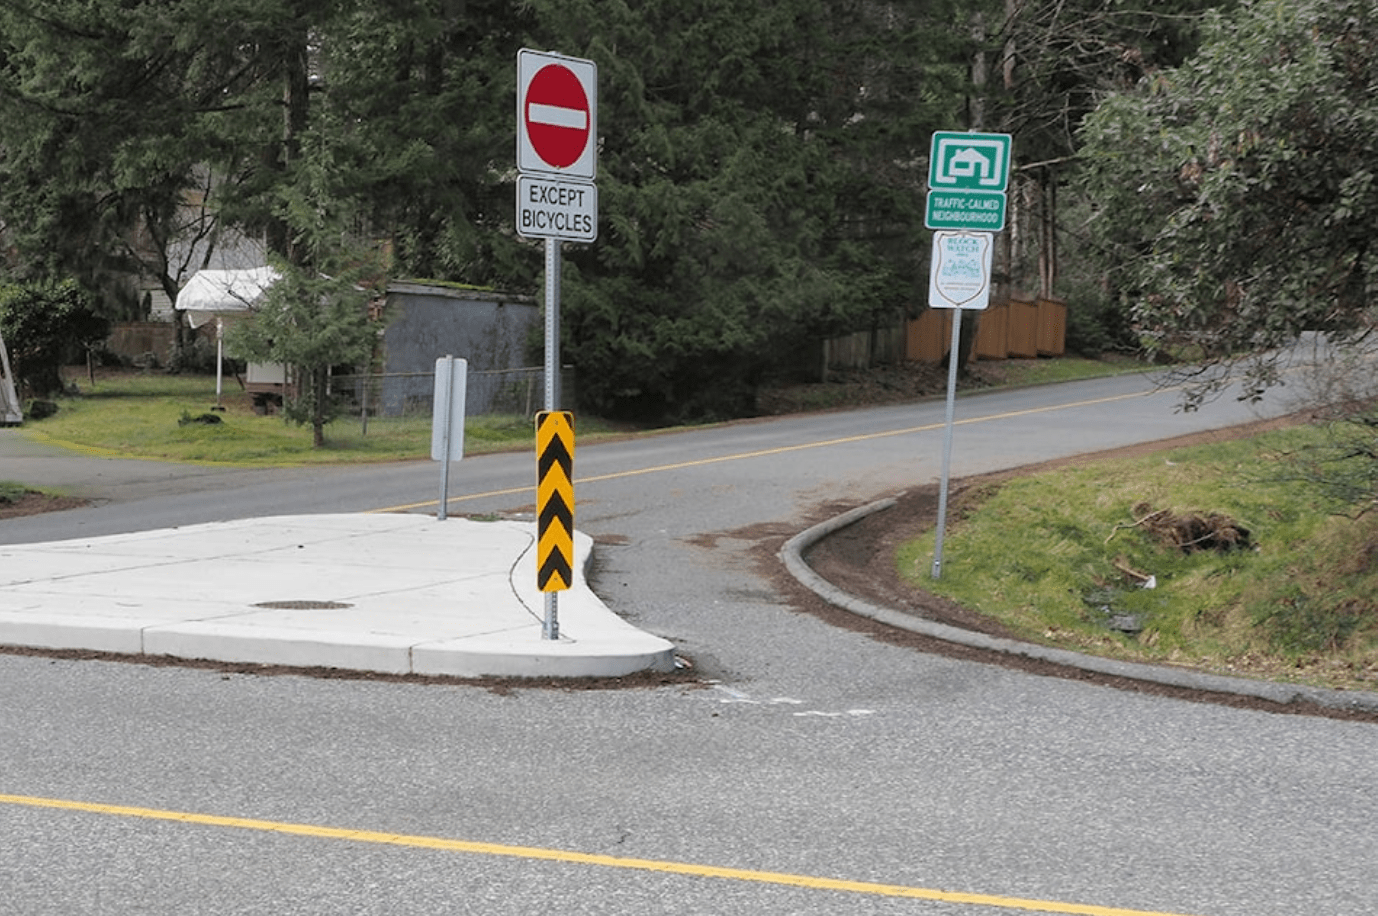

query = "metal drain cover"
[{"left": 252, "top": 600, "right": 353, "bottom": 610}]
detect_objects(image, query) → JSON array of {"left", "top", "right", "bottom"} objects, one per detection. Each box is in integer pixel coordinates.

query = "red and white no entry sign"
[
  {"left": 518, "top": 49, "right": 597, "bottom": 180},
  {"left": 526, "top": 65, "right": 588, "bottom": 168}
]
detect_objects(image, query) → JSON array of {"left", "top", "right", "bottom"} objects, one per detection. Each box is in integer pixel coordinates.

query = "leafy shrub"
[{"left": 0, "top": 280, "right": 109, "bottom": 397}]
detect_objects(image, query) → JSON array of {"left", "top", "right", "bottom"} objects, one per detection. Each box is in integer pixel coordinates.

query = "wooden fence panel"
[
  {"left": 906, "top": 309, "right": 952, "bottom": 363},
  {"left": 874, "top": 325, "right": 905, "bottom": 364},
  {"left": 1036, "top": 298, "right": 1067, "bottom": 356},
  {"left": 822, "top": 331, "right": 867, "bottom": 370},
  {"left": 107, "top": 322, "right": 178, "bottom": 362},
  {"left": 974, "top": 304, "right": 1008, "bottom": 360},
  {"left": 823, "top": 326, "right": 906, "bottom": 369},
  {"left": 1007, "top": 299, "right": 1039, "bottom": 358},
  {"left": 905, "top": 299, "right": 1067, "bottom": 363}
]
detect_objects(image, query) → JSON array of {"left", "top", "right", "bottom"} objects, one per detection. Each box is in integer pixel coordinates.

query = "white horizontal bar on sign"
[{"left": 528, "top": 103, "right": 587, "bottom": 130}]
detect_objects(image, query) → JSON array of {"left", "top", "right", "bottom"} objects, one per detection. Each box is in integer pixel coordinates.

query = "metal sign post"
[
  {"left": 926, "top": 126, "right": 1008, "bottom": 580},
  {"left": 544, "top": 240, "right": 561, "bottom": 410},
  {"left": 928, "top": 231, "right": 993, "bottom": 578},
  {"left": 926, "top": 232, "right": 1003, "bottom": 578},
  {"left": 543, "top": 239, "right": 562, "bottom": 639},
  {"left": 0, "top": 325, "right": 22, "bottom": 424},
  {"left": 518, "top": 48, "right": 597, "bottom": 639},
  {"left": 213, "top": 318, "right": 227, "bottom": 411},
  {"left": 931, "top": 313, "right": 964, "bottom": 578}
]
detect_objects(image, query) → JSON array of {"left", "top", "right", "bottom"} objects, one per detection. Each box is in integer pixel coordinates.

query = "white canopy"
[{"left": 176, "top": 267, "right": 280, "bottom": 329}]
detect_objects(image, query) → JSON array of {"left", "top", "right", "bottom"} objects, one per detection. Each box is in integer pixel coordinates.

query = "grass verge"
[
  {"left": 984, "top": 353, "right": 1149, "bottom": 387},
  {"left": 897, "top": 423, "right": 1378, "bottom": 692},
  {"left": 22, "top": 371, "right": 629, "bottom": 466}
]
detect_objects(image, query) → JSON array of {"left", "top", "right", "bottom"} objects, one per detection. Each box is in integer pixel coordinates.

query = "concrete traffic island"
[{"left": 0, "top": 514, "right": 676, "bottom": 679}]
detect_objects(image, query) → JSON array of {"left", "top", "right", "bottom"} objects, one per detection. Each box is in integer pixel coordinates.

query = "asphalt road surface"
[{"left": 3, "top": 371, "right": 1375, "bottom": 916}]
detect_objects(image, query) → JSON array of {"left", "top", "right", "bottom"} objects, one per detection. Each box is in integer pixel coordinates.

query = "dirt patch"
[{"left": 0, "top": 491, "right": 88, "bottom": 519}]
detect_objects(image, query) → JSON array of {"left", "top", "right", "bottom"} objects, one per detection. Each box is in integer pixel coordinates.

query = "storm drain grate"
[{"left": 252, "top": 600, "right": 354, "bottom": 610}]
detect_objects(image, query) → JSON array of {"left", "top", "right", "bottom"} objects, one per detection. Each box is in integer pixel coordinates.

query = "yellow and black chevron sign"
[{"left": 535, "top": 410, "right": 575, "bottom": 592}]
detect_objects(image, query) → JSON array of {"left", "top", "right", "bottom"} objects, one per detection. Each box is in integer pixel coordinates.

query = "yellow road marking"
[
  {"left": 0, "top": 792, "right": 1202, "bottom": 916},
  {"left": 379, "top": 387, "right": 1157, "bottom": 513}
]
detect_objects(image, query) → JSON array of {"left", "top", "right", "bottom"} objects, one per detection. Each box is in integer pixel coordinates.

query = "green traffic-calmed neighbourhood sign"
[
  {"left": 925, "top": 131, "right": 1011, "bottom": 231},
  {"left": 925, "top": 190, "right": 1006, "bottom": 231},
  {"left": 927, "top": 131, "right": 1012, "bottom": 191}
]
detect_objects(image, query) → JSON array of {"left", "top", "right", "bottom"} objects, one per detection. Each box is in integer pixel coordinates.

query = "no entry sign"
[{"left": 518, "top": 49, "right": 597, "bottom": 180}]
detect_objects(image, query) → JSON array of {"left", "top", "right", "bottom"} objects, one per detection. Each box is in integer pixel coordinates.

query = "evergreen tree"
[
  {"left": 319, "top": 0, "right": 537, "bottom": 285},
  {"left": 226, "top": 108, "right": 386, "bottom": 447},
  {"left": 0, "top": 0, "right": 225, "bottom": 309},
  {"left": 530, "top": 0, "right": 966, "bottom": 421}
]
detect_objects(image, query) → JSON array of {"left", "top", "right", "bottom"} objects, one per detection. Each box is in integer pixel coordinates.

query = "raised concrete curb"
[{"left": 780, "top": 495, "right": 1378, "bottom": 715}]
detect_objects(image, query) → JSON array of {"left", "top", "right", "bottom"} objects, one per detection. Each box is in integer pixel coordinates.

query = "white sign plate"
[
  {"left": 431, "top": 356, "right": 467, "bottom": 462},
  {"left": 517, "top": 49, "right": 597, "bottom": 180},
  {"left": 517, "top": 176, "right": 598, "bottom": 242},
  {"left": 928, "top": 231, "right": 994, "bottom": 310}
]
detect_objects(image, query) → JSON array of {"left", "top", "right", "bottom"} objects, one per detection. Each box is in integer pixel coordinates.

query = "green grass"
[
  {"left": 0, "top": 480, "right": 32, "bottom": 504},
  {"left": 991, "top": 353, "right": 1149, "bottom": 387},
  {"left": 23, "top": 370, "right": 626, "bottom": 467},
  {"left": 898, "top": 424, "right": 1378, "bottom": 691}
]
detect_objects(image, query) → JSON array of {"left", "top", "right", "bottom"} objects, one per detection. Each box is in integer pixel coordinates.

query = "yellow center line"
[
  {"left": 0, "top": 792, "right": 1203, "bottom": 916},
  {"left": 377, "top": 387, "right": 1156, "bottom": 513}
]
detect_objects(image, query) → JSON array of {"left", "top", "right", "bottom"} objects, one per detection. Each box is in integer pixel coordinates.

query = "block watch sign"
[{"left": 927, "top": 231, "right": 994, "bottom": 310}]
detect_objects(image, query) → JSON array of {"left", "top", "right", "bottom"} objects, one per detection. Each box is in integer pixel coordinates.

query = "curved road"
[{"left": 2, "top": 372, "right": 1375, "bottom": 916}]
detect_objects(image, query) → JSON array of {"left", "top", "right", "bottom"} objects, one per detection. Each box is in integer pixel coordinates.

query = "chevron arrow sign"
[{"left": 535, "top": 410, "right": 575, "bottom": 592}]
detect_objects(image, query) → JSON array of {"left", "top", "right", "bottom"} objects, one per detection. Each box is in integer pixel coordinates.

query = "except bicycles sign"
[{"left": 517, "top": 175, "right": 598, "bottom": 242}]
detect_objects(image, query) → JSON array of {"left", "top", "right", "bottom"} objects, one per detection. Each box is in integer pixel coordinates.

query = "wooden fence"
[
  {"left": 820, "top": 325, "right": 907, "bottom": 370},
  {"left": 826, "top": 298, "right": 1066, "bottom": 369},
  {"left": 106, "top": 322, "right": 180, "bottom": 363}
]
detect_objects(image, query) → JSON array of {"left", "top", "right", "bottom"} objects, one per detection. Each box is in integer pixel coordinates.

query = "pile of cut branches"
[{"left": 1108, "top": 502, "right": 1254, "bottom": 553}]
